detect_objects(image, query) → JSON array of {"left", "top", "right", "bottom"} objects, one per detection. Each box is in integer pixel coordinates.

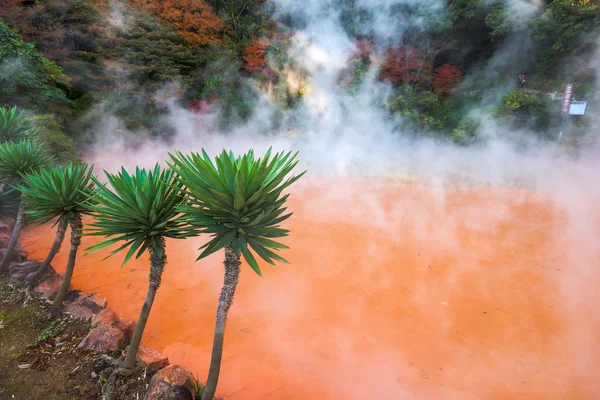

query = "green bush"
[
  {"left": 497, "top": 90, "right": 560, "bottom": 135},
  {"left": 31, "top": 115, "right": 79, "bottom": 164},
  {"left": 0, "top": 19, "right": 71, "bottom": 113},
  {"left": 452, "top": 116, "right": 479, "bottom": 144}
]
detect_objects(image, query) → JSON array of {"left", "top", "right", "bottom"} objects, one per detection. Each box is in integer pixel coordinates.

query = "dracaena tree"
[
  {"left": 0, "top": 106, "right": 36, "bottom": 143},
  {"left": 168, "top": 148, "right": 305, "bottom": 400},
  {"left": 85, "top": 165, "right": 187, "bottom": 374},
  {"left": 19, "top": 164, "right": 96, "bottom": 292},
  {"left": 0, "top": 107, "right": 37, "bottom": 195},
  {"left": 0, "top": 140, "right": 54, "bottom": 274}
]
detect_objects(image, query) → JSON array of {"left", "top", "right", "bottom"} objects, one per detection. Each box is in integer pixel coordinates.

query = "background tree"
[
  {"left": 243, "top": 38, "right": 269, "bottom": 75},
  {"left": 533, "top": 0, "right": 600, "bottom": 71},
  {"left": 0, "top": 19, "right": 71, "bottom": 114},
  {"left": 379, "top": 46, "right": 432, "bottom": 87},
  {"left": 433, "top": 64, "right": 463, "bottom": 95},
  {"left": 0, "top": 140, "right": 54, "bottom": 273},
  {"left": 20, "top": 163, "right": 95, "bottom": 290},
  {"left": 128, "top": 0, "right": 224, "bottom": 45},
  {"left": 85, "top": 165, "right": 187, "bottom": 374},
  {"left": 168, "top": 148, "right": 305, "bottom": 400}
]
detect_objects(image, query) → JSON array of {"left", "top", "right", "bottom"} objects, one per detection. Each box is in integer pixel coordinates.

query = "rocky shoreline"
[{"left": 0, "top": 220, "right": 202, "bottom": 400}]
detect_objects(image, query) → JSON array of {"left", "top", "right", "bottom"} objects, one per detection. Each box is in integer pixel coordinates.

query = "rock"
[
  {"left": 0, "top": 233, "right": 9, "bottom": 248},
  {"left": 78, "top": 325, "right": 125, "bottom": 352},
  {"left": 34, "top": 274, "right": 64, "bottom": 301},
  {"left": 136, "top": 345, "right": 169, "bottom": 373},
  {"left": 42, "top": 290, "right": 59, "bottom": 302},
  {"left": 64, "top": 291, "right": 107, "bottom": 320},
  {"left": 144, "top": 365, "right": 194, "bottom": 400},
  {"left": 8, "top": 261, "right": 42, "bottom": 282},
  {"left": 92, "top": 308, "right": 118, "bottom": 328},
  {"left": 15, "top": 245, "right": 28, "bottom": 260},
  {"left": 117, "top": 319, "right": 136, "bottom": 343},
  {"left": 0, "top": 223, "right": 9, "bottom": 234},
  {"left": 1, "top": 247, "right": 28, "bottom": 264}
]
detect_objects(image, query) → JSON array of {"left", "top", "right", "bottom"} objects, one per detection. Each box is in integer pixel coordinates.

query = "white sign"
[{"left": 569, "top": 101, "right": 587, "bottom": 115}]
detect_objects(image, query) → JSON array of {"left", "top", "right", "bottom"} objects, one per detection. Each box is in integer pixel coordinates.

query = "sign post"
[{"left": 559, "top": 84, "right": 573, "bottom": 141}]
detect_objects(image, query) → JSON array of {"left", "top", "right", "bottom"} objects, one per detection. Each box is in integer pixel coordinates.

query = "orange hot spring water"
[{"left": 22, "top": 178, "right": 600, "bottom": 399}]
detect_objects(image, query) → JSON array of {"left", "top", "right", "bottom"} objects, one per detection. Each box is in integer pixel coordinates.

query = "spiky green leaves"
[
  {"left": 168, "top": 148, "right": 305, "bottom": 276},
  {"left": 0, "top": 107, "right": 36, "bottom": 143},
  {"left": 85, "top": 165, "right": 187, "bottom": 266},
  {"left": 20, "top": 163, "right": 95, "bottom": 226},
  {"left": 0, "top": 139, "right": 55, "bottom": 185}
]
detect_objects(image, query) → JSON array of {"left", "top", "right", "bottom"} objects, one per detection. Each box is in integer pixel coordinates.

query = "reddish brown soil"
[{"left": 22, "top": 179, "right": 600, "bottom": 399}]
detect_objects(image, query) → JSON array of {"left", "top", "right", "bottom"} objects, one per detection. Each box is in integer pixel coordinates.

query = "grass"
[
  {"left": 191, "top": 374, "right": 205, "bottom": 399},
  {"left": 28, "top": 317, "right": 65, "bottom": 347},
  {"left": 7, "top": 382, "right": 20, "bottom": 394}
]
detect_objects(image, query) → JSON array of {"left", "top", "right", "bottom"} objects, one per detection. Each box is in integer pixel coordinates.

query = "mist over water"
[{"left": 57, "top": 0, "right": 600, "bottom": 399}]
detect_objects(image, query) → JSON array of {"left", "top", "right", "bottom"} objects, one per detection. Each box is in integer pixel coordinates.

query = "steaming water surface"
[{"left": 23, "top": 177, "right": 600, "bottom": 399}]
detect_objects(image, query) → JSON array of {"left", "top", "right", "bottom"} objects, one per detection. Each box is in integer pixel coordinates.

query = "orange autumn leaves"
[
  {"left": 379, "top": 46, "right": 463, "bottom": 94},
  {"left": 243, "top": 39, "right": 269, "bottom": 75},
  {"left": 128, "top": 0, "right": 223, "bottom": 45}
]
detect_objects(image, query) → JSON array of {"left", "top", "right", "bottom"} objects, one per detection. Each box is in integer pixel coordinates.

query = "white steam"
[{"left": 80, "top": 0, "right": 600, "bottom": 399}]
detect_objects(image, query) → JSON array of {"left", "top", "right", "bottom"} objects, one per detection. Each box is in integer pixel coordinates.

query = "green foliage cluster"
[
  {"left": 0, "top": 140, "right": 55, "bottom": 186},
  {"left": 168, "top": 148, "right": 305, "bottom": 275},
  {"left": 86, "top": 166, "right": 187, "bottom": 264},
  {"left": 452, "top": 116, "right": 480, "bottom": 145},
  {"left": 20, "top": 163, "right": 95, "bottom": 226},
  {"left": 389, "top": 85, "right": 485, "bottom": 139},
  {"left": 0, "top": 107, "right": 36, "bottom": 143},
  {"left": 497, "top": 90, "right": 561, "bottom": 134},
  {"left": 30, "top": 115, "right": 79, "bottom": 164},
  {"left": 0, "top": 20, "right": 71, "bottom": 113},
  {"left": 0, "top": 106, "right": 77, "bottom": 164},
  {"left": 533, "top": 0, "right": 600, "bottom": 70},
  {"left": 198, "top": 47, "right": 257, "bottom": 126}
]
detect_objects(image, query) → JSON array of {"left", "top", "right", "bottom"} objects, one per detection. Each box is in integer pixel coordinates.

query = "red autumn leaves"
[
  {"left": 243, "top": 39, "right": 270, "bottom": 75},
  {"left": 378, "top": 46, "right": 462, "bottom": 94},
  {"left": 432, "top": 64, "right": 463, "bottom": 94}
]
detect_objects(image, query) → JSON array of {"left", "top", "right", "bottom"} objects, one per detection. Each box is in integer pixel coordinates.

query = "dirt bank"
[{"left": 21, "top": 178, "right": 600, "bottom": 399}]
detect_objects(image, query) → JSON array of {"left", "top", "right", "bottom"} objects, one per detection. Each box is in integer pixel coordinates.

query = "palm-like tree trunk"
[
  {"left": 0, "top": 183, "right": 5, "bottom": 195},
  {"left": 25, "top": 217, "right": 68, "bottom": 289},
  {"left": 201, "top": 244, "right": 241, "bottom": 400},
  {"left": 121, "top": 238, "right": 166, "bottom": 375},
  {"left": 50, "top": 213, "right": 82, "bottom": 316},
  {"left": 0, "top": 198, "right": 25, "bottom": 274}
]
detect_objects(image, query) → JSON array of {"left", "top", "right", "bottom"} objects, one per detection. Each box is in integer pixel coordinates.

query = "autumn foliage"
[
  {"left": 243, "top": 39, "right": 270, "bottom": 76},
  {"left": 129, "top": 0, "right": 223, "bottom": 45},
  {"left": 433, "top": 64, "right": 463, "bottom": 94},
  {"left": 380, "top": 46, "right": 432, "bottom": 87},
  {"left": 351, "top": 40, "right": 376, "bottom": 63}
]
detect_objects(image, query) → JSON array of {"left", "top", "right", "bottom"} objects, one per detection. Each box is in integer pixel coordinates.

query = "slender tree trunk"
[
  {"left": 25, "top": 217, "right": 68, "bottom": 289},
  {"left": 0, "top": 183, "right": 5, "bottom": 196},
  {"left": 121, "top": 238, "right": 166, "bottom": 375},
  {"left": 0, "top": 198, "right": 25, "bottom": 274},
  {"left": 201, "top": 244, "right": 241, "bottom": 400},
  {"left": 50, "top": 213, "right": 82, "bottom": 316}
]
